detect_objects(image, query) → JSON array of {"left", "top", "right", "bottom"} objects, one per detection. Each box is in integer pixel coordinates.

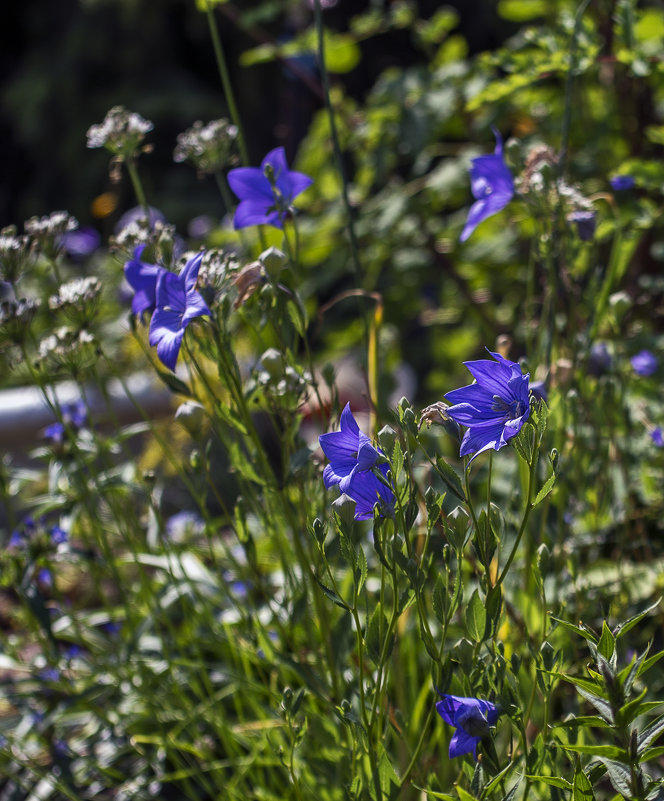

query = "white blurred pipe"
[{"left": 0, "top": 372, "right": 174, "bottom": 451}]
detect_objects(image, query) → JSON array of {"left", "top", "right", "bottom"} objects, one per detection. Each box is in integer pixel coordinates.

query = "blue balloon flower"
[
  {"left": 228, "top": 147, "right": 313, "bottom": 230},
  {"left": 460, "top": 129, "right": 514, "bottom": 242},
  {"left": 319, "top": 403, "right": 394, "bottom": 521},
  {"left": 44, "top": 400, "right": 87, "bottom": 444},
  {"left": 124, "top": 244, "right": 168, "bottom": 318},
  {"left": 148, "top": 252, "right": 211, "bottom": 371},
  {"left": 569, "top": 209, "right": 596, "bottom": 241},
  {"left": 631, "top": 349, "right": 658, "bottom": 377},
  {"left": 345, "top": 464, "right": 395, "bottom": 521},
  {"left": 610, "top": 175, "right": 635, "bottom": 191},
  {"left": 445, "top": 350, "right": 530, "bottom": 461},
  {"left": 435, "top": 693, "right": 499, "bottom": 759},
  {"left": 319, "top": 403, "right": 382, "bottom": 493},
  {"left": 652, "top": 427, "right": 663, "bottom": 448}
]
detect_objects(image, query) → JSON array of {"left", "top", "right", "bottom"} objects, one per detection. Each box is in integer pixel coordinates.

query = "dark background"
[{"left": 0, "top": 0, "right": 514, "bottom": 235}]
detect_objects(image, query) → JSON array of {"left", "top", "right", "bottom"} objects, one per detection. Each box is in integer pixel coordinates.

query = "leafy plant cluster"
[{"left": 1, "top": 1, "right": 664, "bottom": 800}]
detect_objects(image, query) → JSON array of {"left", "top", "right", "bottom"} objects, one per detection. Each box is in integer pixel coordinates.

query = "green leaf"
[
  {"left": 557, "top": 672, "right": 607, "bottom": 698},
  {"left": 355, "top": 542, "right": 368, "bottom": 595},
  {"left": 465, "top": 590, "right": 487, "bottom": 642},
  {"left": 525, "top": 776, "right": 573, "bottom": 791},
  {"left": 551, "top": 715, "right": 612, "bottom": 729},
  {"left": 500, "top": 780, "right": 521, "bottom": 801},
  {"left": 481, "top": 760, "right": 518, "bottom": 797},
  {"left": 195, "top": 0, "right": 228, "bottom": 10},
  {"left": 287, "top": 299, "right": 306, "bottom": 337},
  {"left": 563, "top": 744, "right": 627, "bottom": 759},
  {"left": 432, "top": 573, "right": 448, "bottom": 625},
  {"left": 597, "top": 621, "right": 616, "bottom": 661},
  {"left": 484, "top": 584, "right": 503, "bottom": 639},
  {"left": 366, "top": 603, "right": 385, "bottom": 665},
  {"left": 216, "top": 402, "right": 248, "bottom": 435},
  {"left": 616, "top": 688, "right": 650, "bottom": 728},
  {"left": 511, "top": 423, "right": 535, "bottom": 465},
  {"left": 435, "top": 457, "right": 466, "bottom": 501},
  {"left": 572, "top": 762, "right": 596, "bottom": 801},
  {"left": 533, "top": 399, "right": 549, "bottom": 444},
  {"left": 473, "top": 510, "right": 496, "bottom": 569},
  {"left": 497, "top": 0, "right": 547, "bottom": 22},
  {"left": 573, "top": 684, "right": 614, "bottom": 724},
  {"left": 412, "top": 788, "right": 456, "bottom": 801},
  {"left": 532, "top": 470, "right": 556, "bottom": 507},
  {"left": 614, "top": 598, "right": 661, "bottom": 639},
  {"left": 377, "top": 742, "right": 400, "bottom": 795},
  {"left": 618, "top": 647, "right": 648, "bottom": 696},
  {"left": 638, "top": 649, "right": 664, "bottom": 678},
  {"left": 155, "top": 368, "right": 194, "bottom": 397},
  {"left": 391, "top": 439, "right": 404, "bottom": 483},
  {"left": 639, "top": 746, "right": 664, "bottom": 763},
  {"left": 314, "top": 576, "right": 348, "bottom": 610},
  {"left": 638, "top": 714, "right": 664, "bottom": 754},
  {"left": 550, "top": 617, "right": 598, "bottom": 644},
  {"left": 598, "top": 759, "right": 632, "bottom": 798},
  {"left": 456, "top": 787, "right": 479, "bottom": 801}
]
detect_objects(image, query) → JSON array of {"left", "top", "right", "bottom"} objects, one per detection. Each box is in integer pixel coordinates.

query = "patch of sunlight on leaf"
[{"left": 498, "top": 0, "right": 548, "bottom": 22}]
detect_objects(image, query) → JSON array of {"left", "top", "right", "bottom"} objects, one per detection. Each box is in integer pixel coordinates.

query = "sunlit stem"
[
  {"left": 125, "top": 159, "right": 150, "bottom": 224},
  {"left": 496, "top": 441, "right": 539, "bottom": 586},
  {"left": 204, "top": 0, "right": 249, "bottom": 167},
  {"left": 312, "top": 0, "right": 371, "bottom": 377}
]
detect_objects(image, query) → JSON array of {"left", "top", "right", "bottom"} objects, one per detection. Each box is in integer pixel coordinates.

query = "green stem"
[
  {"left": 497, "top": 446, "right": 538, "bottom": 586},
  {"left": 312, "top": 0, "right": 370, "bottom": 366},
  {"left": 204, "top": 0, "right": 249, "bottom": 166},
  {"left": 558, "top": 0, "right": 592, "bottom": 178},
  {"left": 125, "top": 159, "right": 150, "bottom": 222}
]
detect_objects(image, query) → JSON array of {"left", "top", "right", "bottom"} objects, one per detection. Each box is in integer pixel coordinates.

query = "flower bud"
[
  {"left": 608, "top": 291, "right": 632, "bottom": 319},
  {"left": 332, "top": 493, "right": 356, "bottom": 531},
  {"left": 259, "top": 246, "right": 287, "bottom": 278},
  {"left": 377, "top": 425, "right": 396, "bottom": 453},
  {"left": 175, "top": 401, "right": 206, "bottom": 438},
  {"left": 260, "top": 348, "right": 285, "bottom": 381}
]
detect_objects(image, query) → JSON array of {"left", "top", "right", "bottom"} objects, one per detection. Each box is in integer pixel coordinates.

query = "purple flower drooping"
[
  {"left": 631, "top": 349, "right": 658, "bottom": 377},
  {"left": 319, "top": 404, "right": 394, "bottom": 521},
  {"left": 460, "top": 129, "right": 514, "bottom": 243},
  {"left": 228, "top": 147, "right": 313, "bottom": 230},
  {"left": 436, "top": 693, "right": 499, "bottom": 759},
  {"left": 652, "top": 427, "right": 664, "bottom": 448},
  {"left": 124, "top": 244, "right": 168, "bottom": 318},
  {"left": 445, "top": 350, "right": 530, "bottom": 462},
  {"left": 569, "top": 210, "right": 596, "bottom": 241},
  {"left": 148, "top": 251, "right": 211, "bottom": 371}
]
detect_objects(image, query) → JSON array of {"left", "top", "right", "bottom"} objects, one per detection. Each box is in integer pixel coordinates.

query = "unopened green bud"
[
  {"left": 377, "top": 425, "right": 396, "bottom": 453},
  {"left": 332, "top": 493, "right": 356, "bottom": 531},
  {"left": 175, "top": 400, "right": 205, "bottom": 438},
  {"left": 260, "top": 348, "right": 285, "bottom": 381},
  {"left": 259, "top": 246, "right": 287, "bottom": 278},
  {"left": 310, "top": 517, "right": 327, "bottom": 546},
  {"left": 537, "top": 543, "right": 551, "bottom": 576},
  {"left": 281, "top": 686, "right": 293, "bottom": 711},
  {"left": 190, "top": 449, "right": 202, "bottom": 470},
  {"left": 608, "top": 291, "right": 632, "bottom": 319}
]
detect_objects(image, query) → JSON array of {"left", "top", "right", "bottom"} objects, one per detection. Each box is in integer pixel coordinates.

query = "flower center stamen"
[{"left": 491, "top": 395, "right": 525, "bottom": 420}]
